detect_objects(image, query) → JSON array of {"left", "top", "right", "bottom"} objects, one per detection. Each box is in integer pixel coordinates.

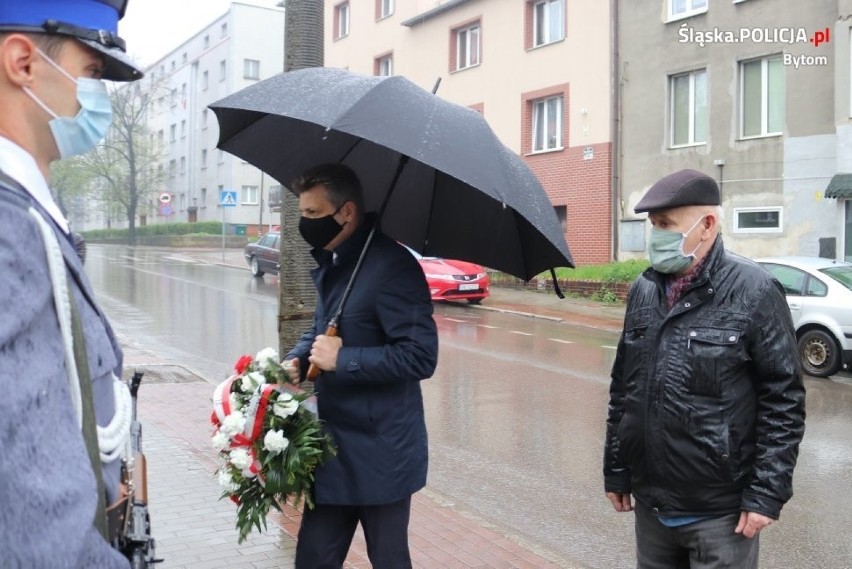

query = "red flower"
[
  {"left": 230, "top": 495, "right": 240, "bottom": 505},
  {"left": 234, "top": 355, "right": 253, "bottom": 375},
  {"left": 211, "top": 411, "right": 220, "bottom": 426}
]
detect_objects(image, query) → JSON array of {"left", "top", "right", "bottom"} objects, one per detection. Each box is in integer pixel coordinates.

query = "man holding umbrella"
[{"left": 283, "top": 163, "right": 439, "bottom": 568}]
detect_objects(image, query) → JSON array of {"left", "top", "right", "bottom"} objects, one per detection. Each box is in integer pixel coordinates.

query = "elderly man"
[
  {"left": 603, "top": 169, "right": 806, "bottom": 569},
  {"left": 0, "top": 1, "right": 142, "bottom": 566}
]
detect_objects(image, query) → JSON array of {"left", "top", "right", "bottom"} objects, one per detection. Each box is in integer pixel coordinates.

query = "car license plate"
[{"left": 458, "top": 283, "right": 479, "bottom": 291}]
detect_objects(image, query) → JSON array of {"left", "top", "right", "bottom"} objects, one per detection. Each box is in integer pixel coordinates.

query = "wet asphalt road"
[{"left": 87, "top": 245, "right": 852, "bottom": 568}]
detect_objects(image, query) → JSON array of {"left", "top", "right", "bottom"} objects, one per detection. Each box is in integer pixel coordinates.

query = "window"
[
  {"left": 220, "top": 60, "right": 227, "bottom": 82},
  {"left": 218, "top": 149, "right": 225, "bottom": 164},
  {"left": 668, "top": 0, "right": 708, "bottom": 20},
  {"left": 456, "top": 24, "right": 481, "bottom": 70},
  {"left": 378, "top": 0, "right": 393, "bottom": 19},
  {"left": 376, "top": 54, "right": 393, "bottom": 76},
  {"left": 200, "top": 187, "right": 208, "bottom": 208},
  {"left": 335, "top": 2, "right": 350, "bottom": 39},
  {"left": 532, "top": 95, "right": 563, "bottom": 152},
  {"left": 169, "top": 159, "right": 176, "bottom": 178},
  {"left": 180, "top": 120, "right": 186, "bottom": 139},
  {"left": 202, "top": 109, "right": 208, "bottom": 129},
  {"left": 670, "top": 69, "right": 707, "bottom": 146},
  {"left": 169, "top": 124, "right": 176, "bottom": 142},
  {"left": 243, "top": 59, "right": 260, "bottom": 80},
  {"left": 180, "top": 157, "right": 186, "bottom": 174},
  {"left": 203, "top": 34, "right": 210, "bottom": 49},
  {"left": 202, "top": 70, "right": 209, "bottom": 90},
  {"left": 170, "top": 88, "right": 177, "bottom": 107},
  {"left": 157, "top": 129, "right": 164, "bottom": 145},
  {"left": 221, "top": 22, "right": 228, "bottom": 38},
  {"left": 241, "top": 185, "right": 259, "bottom": 204},
  {"left": 182, "top": 52, "right": 187, "bottom": 64},
  {"left": 733, "top": 206, "right": 783, "bottom": 233},
  {"left": 180, "top": 193, "right": 186, "bottom": 211},
  {"left": 533, "top": 0, "right": 564, "bottom": 47},
  {"left": 268, "top": 184, "right": 282, "bottom": 211},
  {"left": 201, "top": 149, "right": 208, "bottom": 169},
  {"left": 740, "top": 55, "right": 783, "bottom": 138}
]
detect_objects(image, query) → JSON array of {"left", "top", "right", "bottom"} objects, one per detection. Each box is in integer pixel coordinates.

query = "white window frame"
[
  {"left": 532, "top": 95, "right": 563, "bottom": 152},
  {"left": 669, "top": 68, "right": 707, "bottom": 147},
  {"left": 733, "top": 206, "right": 784, "bottom": 234},
  {"left": 336, "top": 3, "right": 350, "bottom": 38},
  {"left": 667, "top": 0, "right": 708, "bottom": 21},
  {"left": 533, "top": 0, "right": 565, "bottom": 48},
  {"left": 456, "top": 24, "right": 481, "bottom": 70},
  {"left": 380, "top": 0, "right": 394, "bottom": 18},
  {"left": 739, "top": 55, "right": 784, "bottom": 139},
  {"left": 241, "top": 185, "right": 259, "bottom": 205},
  {"left": 243, "top": 59, "right": 260, "bottom": 80},
  {"left": 378, "top": 55, "right": 393, "bottom": 76}
]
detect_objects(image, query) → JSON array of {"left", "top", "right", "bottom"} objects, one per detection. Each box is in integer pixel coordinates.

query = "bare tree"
[
  {"left": 81, "top": 79, "right": 167, "bottom": 243},
  {"left": 278, "top": 0, "right": 323, "bottom": 354}
]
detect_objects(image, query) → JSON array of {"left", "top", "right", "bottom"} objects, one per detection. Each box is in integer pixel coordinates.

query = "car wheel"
[
  {"left": 797, "top": 329, "right": 841, "bottom": 378},
  {"left": 250, "top": 257, "right": 264, "bottom": 278},
  {"left": 467, "top": 298, "right": 483, "bottom": 305}
]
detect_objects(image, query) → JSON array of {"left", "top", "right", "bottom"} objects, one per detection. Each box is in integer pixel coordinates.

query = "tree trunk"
[{"left": 278, "top": 0, "right": 324, "bottom": 356}]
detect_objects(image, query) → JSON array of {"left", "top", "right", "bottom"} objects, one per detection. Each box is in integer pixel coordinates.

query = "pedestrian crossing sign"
[{"left": 220, "top": 190, "right": 238, "bottom": 207}]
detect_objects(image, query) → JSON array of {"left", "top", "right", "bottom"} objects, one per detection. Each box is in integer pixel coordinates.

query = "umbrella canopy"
[{"left": 210, "top": 67, "right": 574, "bottom": 280}]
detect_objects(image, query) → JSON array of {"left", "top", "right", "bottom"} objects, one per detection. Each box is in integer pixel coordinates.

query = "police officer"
[{"left": 0, "top": 1, "right": 143, "bottom": 566}]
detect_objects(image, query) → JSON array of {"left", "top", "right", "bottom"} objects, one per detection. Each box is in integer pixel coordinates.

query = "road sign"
[
  {"left": 159, "top": 204, "right": 173, "bottom": 216},
  {"left": 220, "top": 190, "right": 238, "bottom": 207},
  {"left": 158, "top": 192, "right": 171, "bottom": 204}
]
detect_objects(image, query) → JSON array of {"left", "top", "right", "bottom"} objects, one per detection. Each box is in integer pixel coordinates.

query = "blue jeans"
[{"left": 634, "top": 502, "right": 759, "bottom": 569}]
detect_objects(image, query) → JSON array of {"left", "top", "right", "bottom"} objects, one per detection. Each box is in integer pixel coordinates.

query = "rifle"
[{"left": 114, "top": 371, "right": 161, "bottom": 567}]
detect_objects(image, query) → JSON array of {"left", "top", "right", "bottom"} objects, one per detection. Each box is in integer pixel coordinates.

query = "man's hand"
[
  {"left": 735, "top": 511, "right": 773, "bottom": 539},
  {"left": 606, "top": 492, "right": 633, "bottom": 512},
  {"left": 309, "top": 334, "right": 342, "bottom": 372},
  {"left": 282, "top": 358, "right": 300, "bottom": 384}
]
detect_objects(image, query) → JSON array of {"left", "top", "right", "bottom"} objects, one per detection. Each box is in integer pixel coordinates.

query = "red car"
[{"left": 404, "top": 246, "right": 490, "bottom": 304}]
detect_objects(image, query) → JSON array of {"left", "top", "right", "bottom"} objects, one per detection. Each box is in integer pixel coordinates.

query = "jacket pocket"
[{"left": 685, "top": 327, "right": 742, "bottom": 397}]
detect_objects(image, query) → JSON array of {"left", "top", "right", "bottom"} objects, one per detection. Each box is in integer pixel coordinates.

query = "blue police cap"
[{"left": 0, "top": 0, "right": 142, "bottom": 81}]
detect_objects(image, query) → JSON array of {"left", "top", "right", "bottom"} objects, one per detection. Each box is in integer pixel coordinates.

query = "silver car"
[{"left": 756, "top": 256, "right": 852, "bottom": 378}]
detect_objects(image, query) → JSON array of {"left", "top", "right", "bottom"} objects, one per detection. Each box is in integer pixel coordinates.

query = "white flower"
[
  {"left": 229, "top": 447, "right": 253, "bottom": 470},
  {"left": 272, "top": 394, "right": 299, "bottom": 418},
  {"left": 218, "top": 469, "right": 238, "bottom": 492},
  {"left": 229, "top": 393, "right": 241, "bottom": 411},
  {"left": 211, "top": 431, "right": 230, "bottom": 451},
  {"left": 255, "top": 348, "right": 279, "bottom": 371},
  {"left": 263, "top": 429, "right": 290, "bottom": 455},
  {"left": 220, "top": 411, "right": 246, "bottom": 438},
  {"left": 241, "top": 372, "right": 265, "bottom": 392}
]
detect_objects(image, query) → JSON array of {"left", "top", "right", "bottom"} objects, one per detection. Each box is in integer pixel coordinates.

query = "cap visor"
[{"left": 77, "top": 38, "right": 143, "bottom": 81}]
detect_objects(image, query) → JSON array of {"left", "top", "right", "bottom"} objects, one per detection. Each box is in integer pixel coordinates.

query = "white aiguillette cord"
[{"left": 28, "top": 207, "right": 132, "bottom": 462}]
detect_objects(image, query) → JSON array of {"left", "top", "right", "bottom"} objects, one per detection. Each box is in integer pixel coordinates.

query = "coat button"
[
  {"left": 653, "top": 507, "right": 660, "bottom": 513},
  {"left": 721, "top": 454, "right": 729, "bottom": 461},
  {"left": 708, "top": 288, "right": 714, "bottom": 293},
  {"left": 684, "top": 302, "right": 691, "bottom": 308},
  {"left": 728, "top": 335, "right": 736, "bottom": 342},
  {"left": 689, "top": 331, "right": 697, "bottom": 337}
]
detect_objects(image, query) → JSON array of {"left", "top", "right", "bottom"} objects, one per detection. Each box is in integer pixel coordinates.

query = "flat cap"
[{"left": 635, "top": 169, "right": 720, "bottom": 213}]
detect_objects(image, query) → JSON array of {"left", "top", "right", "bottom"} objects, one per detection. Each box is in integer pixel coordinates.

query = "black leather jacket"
[{"left": 604, "top": 237, "right": 805, "bottom": 520}]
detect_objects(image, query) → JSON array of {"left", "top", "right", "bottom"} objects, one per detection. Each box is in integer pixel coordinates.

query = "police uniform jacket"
[{"left": 0, "top": 174, "right": 127, "bottom": 567}]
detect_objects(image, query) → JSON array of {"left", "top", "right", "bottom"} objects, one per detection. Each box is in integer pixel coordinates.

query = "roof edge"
[{"left": 401, "top": 0, "right": 473, "bottom": 27}]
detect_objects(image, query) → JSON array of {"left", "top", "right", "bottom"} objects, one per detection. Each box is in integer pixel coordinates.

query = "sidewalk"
[{"left": 126, "top": 247, "right": 623, "bottom": 568}]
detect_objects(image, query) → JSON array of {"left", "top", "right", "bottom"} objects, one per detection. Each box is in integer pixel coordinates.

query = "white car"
[{"left": 756, "top": 256, "right": 852, "bottom": 378}]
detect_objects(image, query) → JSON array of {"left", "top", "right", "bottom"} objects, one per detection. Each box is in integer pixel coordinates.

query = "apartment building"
[
  {"left": 617, "top": 0, "right": 851, "bottom": 262},
  {"left": 325, "top": 0, "right": 614, "bottom": 266},
  {"left": 141, "top": 2, "right": 284, "bottom": 234}
]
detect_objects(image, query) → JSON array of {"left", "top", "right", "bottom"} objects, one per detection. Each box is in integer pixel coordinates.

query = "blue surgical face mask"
[
  {"left": 648, "top": 214, "right": 706, "bottom": 274},
  {"left": 23, "top": 49, "right": 112, "bottom": 159}
]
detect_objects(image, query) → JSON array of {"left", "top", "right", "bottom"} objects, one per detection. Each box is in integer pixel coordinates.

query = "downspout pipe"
[{"left": 610, "top": 0, "right": 621, "bottom": 261}]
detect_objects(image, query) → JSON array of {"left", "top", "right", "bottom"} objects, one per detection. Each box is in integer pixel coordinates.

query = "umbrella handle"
[{"left": 306, "top": 324, "right": 340, "bottom": 380}]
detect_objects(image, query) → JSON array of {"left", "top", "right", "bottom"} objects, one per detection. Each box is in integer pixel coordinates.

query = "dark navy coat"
[{"left": 286, "top": 215, "right": 438, "bottom": 505}]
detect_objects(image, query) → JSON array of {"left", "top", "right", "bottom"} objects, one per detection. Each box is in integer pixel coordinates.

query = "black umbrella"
[{"left": 209, "top": 66, "right": 574, "bottom": 281}]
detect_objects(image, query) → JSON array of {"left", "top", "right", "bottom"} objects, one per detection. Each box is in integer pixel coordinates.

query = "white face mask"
[{"left": 23, "top": 48, "right": 112, "bottom": 159}]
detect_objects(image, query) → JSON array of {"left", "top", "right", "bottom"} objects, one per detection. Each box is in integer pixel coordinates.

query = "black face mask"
[{"left": 298, "top": 203, "right": 347, "bottom": 249}]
